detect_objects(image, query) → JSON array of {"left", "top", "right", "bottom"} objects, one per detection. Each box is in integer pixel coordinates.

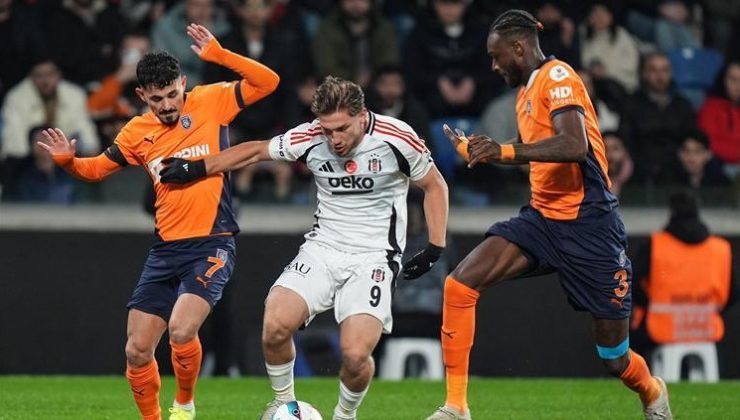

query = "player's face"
[
  {"left": 136, "top": 76, "right": 187, "bottom": 126},
  {"left": 487, "top": 32, "right": 525, "bottom": 88},
  {"left": 318, "top": 108, "right": 368, "bottom": 157}
]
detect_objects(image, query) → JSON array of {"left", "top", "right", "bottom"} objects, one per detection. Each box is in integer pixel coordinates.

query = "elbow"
[
  {"left": 265, "top": 72, "right": 280, "bottom": 93},
  {"left": 572, "top": 137, "right": 588, "bottom": 162}
]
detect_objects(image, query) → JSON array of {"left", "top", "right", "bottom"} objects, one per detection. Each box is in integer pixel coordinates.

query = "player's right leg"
[
  {"left": 126, "top": 309, "right": 167, "bottom": 420},
  {"left": 428, "top": 236, "right": 530, "bottom": 420},
  {"left": 260, "top": 286, "right": 310, "bottom": 420}
]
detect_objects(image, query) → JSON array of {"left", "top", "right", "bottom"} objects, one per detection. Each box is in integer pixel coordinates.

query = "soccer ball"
[{"left": 271, "top": 400, "right": 323, "bottom": 420}]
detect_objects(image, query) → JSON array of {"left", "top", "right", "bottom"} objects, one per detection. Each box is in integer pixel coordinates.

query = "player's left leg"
[
  {"left": 333, "top": 314, "right": 383, "bottom": 420},
  {"left": 593, "top": 318, "right": 672, "bottom": 419}
]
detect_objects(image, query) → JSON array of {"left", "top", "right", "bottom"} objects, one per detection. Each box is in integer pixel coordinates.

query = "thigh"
[
  {"left": 264, "top": 286, "right": 311, "bottom": 331},
  {"left": 339, "top": 313, "right": 384, "bottom": 357},
  {"left": 334, "top": 253, "right": 399, "bottom": 334},
  {"left": 177, "top": 236, "right": 237, "bottom": 309},
  {"left": 452, "top": 235, "right": 532, "bottom": 292},
  {"left": 272, "top": 242, "right": 336, "bottom": 323},
  {"left": 169, "top": 293, "right": 212, "bottom": 335},
  {"left": 127, "top": 308, "right": 167, "bottom": 351}
]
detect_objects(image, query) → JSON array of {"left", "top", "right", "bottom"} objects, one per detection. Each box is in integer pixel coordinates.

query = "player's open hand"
[
  {"left": 467, "top": 134, "right": 500, "bottom": 167},
  {"left": 403, "top": 243, "right": 444, "bottom": 280},
  {"left": 37, "top": 128, "right": 76, "bottom": 157},
  {"left": 187, "top": 23, "right": 217, "bottom": 57},
  {"left": 159, "top": 157, "right": 207, "bottom": 184}
]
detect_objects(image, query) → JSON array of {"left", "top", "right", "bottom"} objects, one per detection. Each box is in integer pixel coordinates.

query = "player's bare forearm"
[
  {"left": 204, "top": 140, "right": 272, "bottom": 175},
  {"left": 200, "top": 40, "right": 280, "bottom": 105},
  {"left": 416, "top": 167, "right": 449, "bottom": 248},
  {"left": 508, "top": 133, "right": 587, "bottom": 162}
]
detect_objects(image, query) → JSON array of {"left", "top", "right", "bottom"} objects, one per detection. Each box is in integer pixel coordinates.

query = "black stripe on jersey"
[
  {"left": 550, "top": 104, "right": 584, "bottom": 119},
  {"left": 387, "top": 205, "right": 401, "bottom": 254},
  {"left": 104, "top": 144, "right": 129, "bottom": 167},
  {"left": 365, "top": 111, "right": 376, "bottom": 134},
  {"left": 384, "top": 141, "right": 410, "bottom": 177},
  {"left": 298, "top": 142, "right": 323, "bottom": 164},
  {"left": 331, "top": 190, "right": 374, "bottom": 195},
  {"left": 234, "top": 80, "right": 246, "bottom": 109}
]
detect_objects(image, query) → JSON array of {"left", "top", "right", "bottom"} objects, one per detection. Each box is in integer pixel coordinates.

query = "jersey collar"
[{"left": 524, "top": 55, "right": 557, "bottom": 92}]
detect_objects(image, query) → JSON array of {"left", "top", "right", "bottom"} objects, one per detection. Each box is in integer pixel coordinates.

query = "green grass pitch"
[{"left": 0, "top": 376, "right": 738, "bottom": 419}]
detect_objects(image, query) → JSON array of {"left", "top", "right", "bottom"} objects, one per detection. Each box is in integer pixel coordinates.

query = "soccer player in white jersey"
[{"left": 159, "top": 76, "right": 449, "bottom": 420}]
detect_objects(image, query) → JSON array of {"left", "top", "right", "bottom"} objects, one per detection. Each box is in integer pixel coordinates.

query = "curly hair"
[
  {"left": 136, "top": 51, "right": 181, "bottom": 89},
  {"left": 490, "top": 9, "right": 543, "bottom": 40}
]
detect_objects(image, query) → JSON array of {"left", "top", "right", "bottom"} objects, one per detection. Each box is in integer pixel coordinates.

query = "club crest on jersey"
[
  {"left": 526, "top": 99, "right": 532, "bottom": 115},
  {"left": 181, "top": 115, "right": 192, "bottom": 129},
  {"left": 371, "top": 268, "right": 386, "bottom": 282},
  {"left": 549, "top": 65, "right": 569, "bottom": 82},
  {"left": 368, "top": 154, "right": 382, "bottom": 173},
  {"left": 344, "top": 160, "right": 358, "bottom": 174},
  {"left": 216, "top": 248, "right": 228, "bottom": 263}
]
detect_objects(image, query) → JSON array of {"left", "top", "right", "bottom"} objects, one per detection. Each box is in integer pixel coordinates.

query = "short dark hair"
[
  {"left": 490, "top": 9, "right": 543, "bottom": 40},
  {"left": 682, "top": 129, "right": 710, "bottom": 149},
  {"left": 136, "top": 51, "right": 180, "bottom": 89},
  {"left": 311, "top": 76, "right": 365, "bottom": 116}
]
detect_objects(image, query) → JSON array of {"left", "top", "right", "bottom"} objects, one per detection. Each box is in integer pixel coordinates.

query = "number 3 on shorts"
[{"left": 369, "top": 285, "right": 381, "bottom": 307}]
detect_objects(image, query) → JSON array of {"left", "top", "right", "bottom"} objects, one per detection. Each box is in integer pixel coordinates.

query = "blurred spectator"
[
  {"left": 151, "top": 0, "right": 230, "bottom": 87},
  {"left": 578, "top": 69, "right": 621, "bottom": 132},
  {"left": 366, "top": 65, "right": 429, "bottom": 141},
  {"left": 627, "top": 0, "right": 700, "bottom": 51},
  {"left": 535, "top": 1, "right": 580, "bottom": 67},
  {"left": 312, "top": 0, "right": 400, "bottom": 88},
  {"left": 0, "top": 0, "right": 46, "bottom": 102},
  {"left": 404, "top": 0, "right": 496, "bottom": 117},
  {"left": 42, "top": 0, "right": 126, "bottom": 88},
  {"left": 659, "top": 130, "right": 731, "bottom": 189},
  {"left": 120, "top": 0, "right": 167, "bottom": 31},
  {"left": 702, "top": 0, "right": 740, "bottom": 55},
  {"left": 2, "top": 126, "right": 74, "bottom": 203},
  {"left": 87, "top": 31, "right": 152, "bottom": 122},
  {"left": 620, "top": 52, "right": 695, "bottom": 180},
  {"left": 285, "top": 74, "right": 318, "bottom": 129},
  {"left": 632, "top": 191, "right": 737, "bottom": 347},
  {"left": 1, "top": 59, "right": 100, "bottom": 162},
  {"left": 604, "top": 131, "right": 634, "bottom": 197},
  {"left": 698, "top": 61, "right": 740, "bottom": 167},
  {"left": 479, "top": 89, "right": 517, "bottom": 142},
  {"left": 580, "top": 2, "right": 640, "bottom": 92}
]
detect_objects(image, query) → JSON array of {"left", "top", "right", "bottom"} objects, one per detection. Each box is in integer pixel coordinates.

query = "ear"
[
  {"left": 512, "top": 39, "right": 525, "bottom": 58},
  {"left": 180, "top": 75, "right": 187, "bottom": 90},
  {"left": 135, "top": 86, "right": 147, "bottom": 103}
]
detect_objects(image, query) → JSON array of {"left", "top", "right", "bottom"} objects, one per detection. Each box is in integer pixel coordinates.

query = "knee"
[
  {"left": 168, "top": 322, "right": 198, "bottom": 345},
  {"left": 602, "top": 354, "right": 630, "bottom": 378},
  {"left": 262, "top": 317, "right": 295, "bottom": 348},
  {"left": 342, "top": 349, "right": 372, "bottom": 376},
  {"left": 125, "top": 338, "right": 155, "bottom": 368}
]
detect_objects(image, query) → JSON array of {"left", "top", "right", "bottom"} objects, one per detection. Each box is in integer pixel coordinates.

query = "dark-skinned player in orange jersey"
[
  {"left": 38, "top": 24, "right": 279, "bottom": 420},
  {"left": 426, "top": 10, "right": 672, "bottom": 420}
]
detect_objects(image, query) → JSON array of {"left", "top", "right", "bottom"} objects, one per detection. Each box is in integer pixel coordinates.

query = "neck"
[{"left": 521, "top": 50, "right": 547, "bottom": 87}]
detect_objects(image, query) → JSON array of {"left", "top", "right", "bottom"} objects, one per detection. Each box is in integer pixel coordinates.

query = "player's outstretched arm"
[
  {"left": 37, "top": 128, "right": 122, "bottom": 182},
  {"left": 159, "top": 140, "right": 272, "bottom": 184},
  {"left": 188, "top": 23, "right": 279, "bottom": 105},
  {"left": 465, "top": 109, "right": 588, "bottom": 167},
  {"left": 403, "top": 165, "right": 449, "bottom": 280}
]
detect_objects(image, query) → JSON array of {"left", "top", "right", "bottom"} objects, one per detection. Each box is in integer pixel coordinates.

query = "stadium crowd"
[{"left": 0, "top": 0, "right": 739, "bottom": 206}]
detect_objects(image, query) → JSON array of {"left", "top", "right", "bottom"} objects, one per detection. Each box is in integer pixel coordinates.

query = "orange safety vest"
[{"left": 646, "top": 231, "right": 731, "bottom": 343}]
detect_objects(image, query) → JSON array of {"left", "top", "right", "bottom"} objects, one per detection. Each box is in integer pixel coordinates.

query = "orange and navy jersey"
[
  {"left": 516, "top": 57, "right": 617, "bottom": 220},
  {"left": 109, "top": 82, "right": 247, "bottom": 241}
]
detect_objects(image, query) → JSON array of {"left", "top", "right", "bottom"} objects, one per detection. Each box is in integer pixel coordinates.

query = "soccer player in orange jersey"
[
  {"left": 426, "top": 10, "right": 672, "bottom": 420},
  {"left": 38, "top": 24, "right": 279, "bottom": 420}
]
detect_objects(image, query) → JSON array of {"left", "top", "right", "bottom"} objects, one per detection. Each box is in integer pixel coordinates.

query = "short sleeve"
[
  {"left": 112, "top": 121, "right": 142, "bottom": 166},
  {"left": 540, "top": 64, "right": 586, "bottom": 118},
  {"left": 376, "top": 119, "right": 433, "bottom": 181},
  {"left": 268, "top": 122, "right": 323, "bottom": 162}
]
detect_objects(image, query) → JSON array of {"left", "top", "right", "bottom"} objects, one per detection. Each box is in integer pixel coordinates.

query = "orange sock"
[
  {"left": 441, "top": 276, "right": 480, "bottom": 413},
  {"left": 126, "top": 360, "right": 162, "bottom": 420},
  {"left": 171, "top": 337, "right": 203, "bottom": 405},
  {"left": 620, "top": 349, "right": 661, "bottom": 405}
]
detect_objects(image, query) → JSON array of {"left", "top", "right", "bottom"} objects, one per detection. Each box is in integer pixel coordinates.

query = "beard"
[{"left": 505, "top": 66, "right": 524, "bottom": 88}]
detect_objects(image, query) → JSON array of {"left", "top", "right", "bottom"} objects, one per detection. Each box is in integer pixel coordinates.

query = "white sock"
[
  {"left": 173, "top": 400, "right": 194, "bottom": 411},
  {"left": 334, "top": 380, "right": 368, "bottom": 417},
  {"left": 265, "top": 358, "right": 296, "bottom": 402}
]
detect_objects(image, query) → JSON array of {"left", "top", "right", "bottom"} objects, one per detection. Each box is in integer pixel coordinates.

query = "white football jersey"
[{"left": 268, "top": 112, "right": 434, "bottom": 254}]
